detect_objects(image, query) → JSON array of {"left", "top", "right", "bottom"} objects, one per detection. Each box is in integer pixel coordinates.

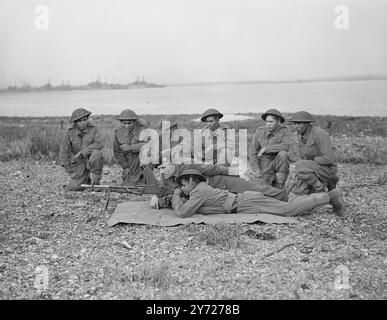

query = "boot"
[
  {"left": 276, "top": 172, "right": 289, "bottom": 189},
  {"left": 312, "top": 180, "right": 325, "bottom": 193},
  {"left": 329, "top": 188, "right": 345, "bottom": 216},
  {"left": 90, "top": 173, "right": 101, "bottom": 186},
  {"left": 66, "top": 178, "right": 86, "bottom": 192},
  {"left": 327, "top": 176, "right": 339, "bottom": 191}
]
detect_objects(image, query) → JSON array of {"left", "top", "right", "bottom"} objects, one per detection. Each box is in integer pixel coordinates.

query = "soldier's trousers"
[
  {"left": 66, "top": 150, "right": 104, "bottom": 191},
  {"left": 234, "top": 191, "right": 331, "bottom": 216},
  {"left": 208, "top": 175, "right": 289, "bottom": 201},
  {"left": 121, "top": 152, "right": 143, "bottom": 185},
  {"left": 290, "top": 160, "right": 339, "bottom": 195},
  {"left": 258, "top": 151, "right": 290, "bottom": 186}
]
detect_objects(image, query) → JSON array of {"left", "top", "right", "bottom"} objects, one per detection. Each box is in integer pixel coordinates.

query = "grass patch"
[
  {"left": 0, "top": 125, "right": 64, "bottom": 162},
  {"left": 0, "top": 115, "right": 386, "bottom": 164},
  {"left": 333, "top": 136, "right": 387, "bottom": 165},
  {"left": 193, "top": 224, "right": 245, "bottom": 248},
  {"left": 139, "top": 262, "right": 172, "bottom": 290}
]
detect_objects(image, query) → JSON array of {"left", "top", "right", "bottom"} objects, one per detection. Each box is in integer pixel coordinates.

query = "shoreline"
[
  {"left": 2, "top": 75, "right": 387, "bottom": 94},
  {"left": 1, "top": 113, "right": 386, "bottom": 165},
  {"left": 1, "top": 113, "right": 386, "bottom": 120}
]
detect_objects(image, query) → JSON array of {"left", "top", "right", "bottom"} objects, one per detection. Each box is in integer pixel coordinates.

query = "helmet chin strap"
[
  {"left": 301, "top": 123, "right": 312, "bottom": 135},
  {"left": 186, "top": 176, "right": 196, "bottom": 193},
  {"left": 188, "top": 176, "right": 194, "bottom": 189},
  {"left": 210, "top": 119, "right": 220, "bottom": 130},
  {"left": 75, "top": 122, "right": 87, "bottom": 131}
]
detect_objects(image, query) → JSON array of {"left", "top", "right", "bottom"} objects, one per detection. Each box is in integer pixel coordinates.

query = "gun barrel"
[
  {"left": 80, "top": 184, "right": 143, "bottom": 194},
  {"left": 80, "top": 184, "right": 171, "bottom": 196},
  {"left": 80, "top": 184, "right": 175, "bottom": 197},
  {"left": 81, "top": 184, "right": 142, "bottom": 189}
]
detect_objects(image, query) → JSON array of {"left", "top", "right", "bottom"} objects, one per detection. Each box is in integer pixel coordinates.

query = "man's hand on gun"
[
  {"left": 73, "top": 151, "right": 83, "bottom": 160},
  {"left": 174, "top": 187, "right": 188, "bottom": 204},
  {"left": 257, "top": 147, "right": 266, "bottom": 158},
  {"left": 73, "top": 149, "right": 89, "bottom": 161},
  {"left": 173, "top": 188, "right": 182, "bottom": 197}
]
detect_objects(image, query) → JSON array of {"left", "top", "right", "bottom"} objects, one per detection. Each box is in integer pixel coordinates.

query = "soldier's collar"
[
  {"left": 73, "top": 124, "right": 90, "bottom": 135},
  {"left": 264, "top": 125, "right": 280, "bottom": 137},
  {"left": 124, "top": 125, "right": 136, "bottom": 134},
  {"left": 209, "top": 123, "right": 222, "bottom": 132},
  {"left": 189, "top": 181, "right": 204, "bottom": 194}
]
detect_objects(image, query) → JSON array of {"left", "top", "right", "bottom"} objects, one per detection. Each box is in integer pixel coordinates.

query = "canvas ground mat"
[{"left": 107, "top": 201, "right": 298, "bottom": 227}]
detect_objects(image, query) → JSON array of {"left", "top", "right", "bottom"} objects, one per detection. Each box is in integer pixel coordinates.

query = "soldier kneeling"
[
  {"left": 59, "top": 108, "right": 104, "bottom": 191},
  {"left": 289, "top": 111, "right": 339, "bottom": 195},
  {"left": 113, "top": 109, "right": 148, "bottom": 185},
  {"left": 249, "top": 108, "right": 292, "bottom": 188}
]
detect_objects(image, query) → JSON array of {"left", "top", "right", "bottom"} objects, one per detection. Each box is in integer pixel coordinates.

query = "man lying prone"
[
  {"left": 158, "top": 163, "right": 291, "bottom": 204},
  {"left": 171, "top": 169, "right": 345, "bottom": 217}
]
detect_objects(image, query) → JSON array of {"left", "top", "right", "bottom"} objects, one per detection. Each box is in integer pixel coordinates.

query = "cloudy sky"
[{"left": 0, "top": 0, "right": 386, "bottom": 87}]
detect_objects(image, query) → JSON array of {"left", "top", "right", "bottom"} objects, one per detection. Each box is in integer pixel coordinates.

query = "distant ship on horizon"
[
  {"left": 129, "top": 76, "right": 164, "bottom": 88},
  {"left": 0, "top": 76, "right": 164, "bottom": 93}
]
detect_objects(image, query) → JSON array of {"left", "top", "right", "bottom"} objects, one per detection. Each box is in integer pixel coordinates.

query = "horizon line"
[{"left": 1, "top": 73, "right": 387, "bottom": 90}]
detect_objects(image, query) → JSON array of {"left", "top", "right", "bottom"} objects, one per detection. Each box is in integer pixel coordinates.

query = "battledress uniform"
[
  {"left": 59, "top": 122, "right": 104, "bottom": 191},
  {"left": 113, "top": 121, "right": 148, "bottom": 184},
  {"left": 249, "top": 124, "right": 292, "bottom": 187},
  {"left": 164, "top": 163, "right": 289, "bottom": 201},
  {"left": 291, "top": 124, "right": 339, "bottom": 195},
  {"left": 172, "top": 174, "right": 335, "bottom": 218}
]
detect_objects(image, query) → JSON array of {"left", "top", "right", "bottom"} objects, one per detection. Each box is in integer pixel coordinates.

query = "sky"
[{"left": 0, "top": 0, "right": 386, "bottom": 87}]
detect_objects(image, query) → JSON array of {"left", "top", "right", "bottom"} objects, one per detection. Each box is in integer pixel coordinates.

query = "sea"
[{"left": 0, "top": 79, "right": 386, "bottom": 117}]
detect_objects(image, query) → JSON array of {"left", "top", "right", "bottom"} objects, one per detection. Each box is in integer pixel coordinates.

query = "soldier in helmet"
[
  {"left": 289, "top": 111, "right": 339, "bottom": 195},
  {"left": 199, "top": 108, "right": 233, "bottom": 166},
  {"left": 157, "top": 117, "right": 186, "bottom": 166},
  {"left": 249, "top": 108, "right": 293, "bottom": 188},
  {"left": 171, "top": 169, "right": 345, "bottom": 218},
  {"left": 159, "top": 163, "right": 290, "bottom": 201},
  {"left": 113, "top": 109, "right": 148, "bottom": 185},
  {"left": 59, "top": 108, "right": 104, "bottom": 191}
]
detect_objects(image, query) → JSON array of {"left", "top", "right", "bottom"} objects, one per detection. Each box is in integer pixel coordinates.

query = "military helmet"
[
  {"left": 289, "top": 111, "right": 315, "bottom": 123},
  {"left": 261, "top": 108, "right": 285, "bottom": 123},
  {"left": 159, "top": 118, "right": 179, "bottom": 130},
  {"left": 136, "top": 118, "right": 147, "bottom": 126},
  {"left": 176, "top": 169, "right": 206, "bottom": 185},
  {"left": 200, "top": 108, "right": 224, "bottom": 122},
  {"left": 118, "top": 109, "right": 138, "bottom": 121},
  {"left": 70, "top": 108, "right": 92, "bottom": 122}
]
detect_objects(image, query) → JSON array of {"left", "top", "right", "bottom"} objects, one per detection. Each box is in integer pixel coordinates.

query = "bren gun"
[{"left": 80, "top": 167, "right": 174, "bottom": 210}]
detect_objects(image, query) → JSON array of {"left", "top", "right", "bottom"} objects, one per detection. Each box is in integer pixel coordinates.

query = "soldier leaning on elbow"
[
  {"left": 159, "top": 163, "right": 291, "bottom": 202},
  {"left": 171, "top": 169, "right": 345, "bottom": 218}
]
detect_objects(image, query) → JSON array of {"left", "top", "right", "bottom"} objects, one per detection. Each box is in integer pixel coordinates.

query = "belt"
[{"left": 231, "top": 194, "right": 238, "bottom": 213}]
